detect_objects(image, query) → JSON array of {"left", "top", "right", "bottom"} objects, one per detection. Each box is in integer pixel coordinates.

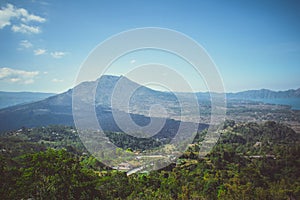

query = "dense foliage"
[
  {"left": 0, "top": 121, "right": 299, "bottom": 199},
  {"left": 105, "top": 131, "right": 163, "bottom": 151}
]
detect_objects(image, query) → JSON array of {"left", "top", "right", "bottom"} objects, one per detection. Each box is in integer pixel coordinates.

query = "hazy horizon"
[{"left": 0, "top": 73, "right": 299, "bottom": 94}]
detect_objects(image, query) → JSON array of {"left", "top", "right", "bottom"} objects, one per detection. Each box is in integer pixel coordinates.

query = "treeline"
[{"left": 0, "top": 121, "right": 299, "bottom": 199}]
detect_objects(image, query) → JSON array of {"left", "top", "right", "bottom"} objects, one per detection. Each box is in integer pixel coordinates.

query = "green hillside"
[{"left": 0, "top": 121, "right": 299, "bottom": 199}]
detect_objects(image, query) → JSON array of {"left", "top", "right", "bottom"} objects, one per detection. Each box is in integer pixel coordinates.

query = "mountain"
[
  {"left": 0, "top": 91, "right": 55, "bottom": 109},
  {"left": 227, "top": 88, "right": 300, "bottom": 99},
  {"left": 0, "top": 75, "right": 298, "bottom": 132},
  {"left": 0, "top": 75, "right": 207, "bottom": 135}
]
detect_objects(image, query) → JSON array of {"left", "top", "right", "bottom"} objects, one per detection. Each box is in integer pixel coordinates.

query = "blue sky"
[{"left": 0, "top": 0, "right": 299, "bottom": 93}]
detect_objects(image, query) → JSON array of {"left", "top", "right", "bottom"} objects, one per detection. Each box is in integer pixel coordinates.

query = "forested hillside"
[{"left": 0, "top": 121, "right": 299, "bottom": 199}]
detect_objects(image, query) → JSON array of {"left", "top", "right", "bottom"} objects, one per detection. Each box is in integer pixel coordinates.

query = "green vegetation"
[
  {"left": 105, "top": 131, "right": 163, "bottom": 151},
  {"left": 0, "top": 121, "right": 299, "bottom": 199}
]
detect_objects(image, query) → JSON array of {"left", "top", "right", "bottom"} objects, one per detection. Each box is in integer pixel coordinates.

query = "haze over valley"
[{"left": 1, "top": 75, "right": 299, "bottom": 133}]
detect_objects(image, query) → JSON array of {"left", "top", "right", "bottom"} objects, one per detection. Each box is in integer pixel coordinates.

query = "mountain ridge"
[
  {"left": 0, "top": 75, "right": 205, "bottom": 134},
  {"left": 1, "top": 76, "right": 299, "bottom": 102},
  {"left": 0, "top": 75, "right": 299, "bottom": 132},
  {"left": 227, "top": 88, "right": 300, "bottom": 99}
]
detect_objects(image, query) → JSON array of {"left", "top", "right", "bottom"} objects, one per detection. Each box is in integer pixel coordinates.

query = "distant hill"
[
  {"left": 227, "top": 88, "right": 300, "bottom": 99},
  {"left": 0, "top": 91, "right": 55, "bottom": 109},
  {"left": 0, "top": 75, "right": 207, "bottom": 134},
  {"left": 0, "top": 75, "right": 298, "bottom": 132}
]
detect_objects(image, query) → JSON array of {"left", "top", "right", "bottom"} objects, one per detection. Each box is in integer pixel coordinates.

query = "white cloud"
[
  {"left": 19, "top": 40, "right": 33, "bottom": 48},
  {"left": 12, "top": 24, "right": 41, "bottom": 34},
  {"left": 51, "top": 51, "right": 67, "bottom": 59},
  {"left": 130, "top": 59, "right": 136, "bottom": 64},
  {"left": 0, "top": 67, "right": 39, "bottom": 84},
  {"left": 24, "top": 79, "right": 34, "bottom": 84},
  {"left": 0, "top": 4, "right": 16, "bottom": 28},
  {"left": 10, "top": 78, "right": 21, "bottom": 82},
  {"left": 18, "top": 8, "right": 46, "bottom": 23},
  {"left": 0, "top": 3, "right": 45, "bottom": 33},
  {"left": 34, "top": 48, "right": 46, "bottom": 55},
  {"left": 52, "top": 78, "right": 64, "bottom": 83}
]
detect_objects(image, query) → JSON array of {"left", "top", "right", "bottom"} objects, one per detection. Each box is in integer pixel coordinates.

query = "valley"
[
  {"left": 0, "top": 75, "right": 299, "bottom": 199},
  {"left": 0, "top": 75, "right": 299, "bottom": 134},
  {"left": 0, "top": 120, "right": 299, "bottom": 199}
]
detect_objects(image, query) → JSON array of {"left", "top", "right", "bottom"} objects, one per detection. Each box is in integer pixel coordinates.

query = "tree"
[{"left": 16, "top": 149, "right": 100, "bottom": 199}]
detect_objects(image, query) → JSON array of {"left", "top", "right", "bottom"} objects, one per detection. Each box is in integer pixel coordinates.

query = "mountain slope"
[
  {"left": 0, "top": 75, "right": 207, "bottom": 135},
  {"left": 0, "top": 75, "right": 298, "bottom": 132}
]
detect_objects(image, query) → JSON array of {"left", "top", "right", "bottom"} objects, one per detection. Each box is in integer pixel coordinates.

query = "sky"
[{"left": 0, "top": 0, "right": 299, "bottom": 93}]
